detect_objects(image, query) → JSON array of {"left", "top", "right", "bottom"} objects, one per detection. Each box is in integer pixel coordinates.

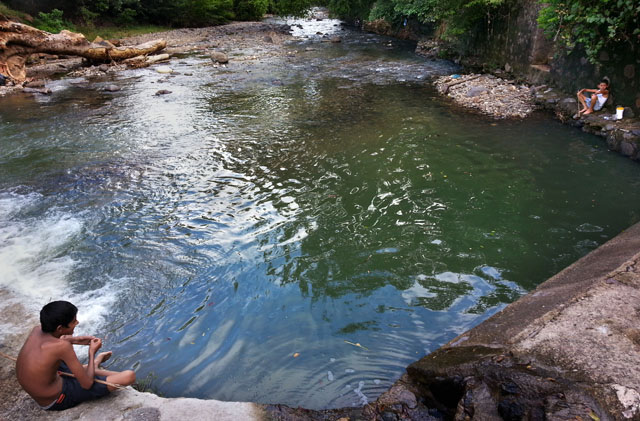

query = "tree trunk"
[{"left": 0, "top": 15, "right": 167, "bottom": 82}]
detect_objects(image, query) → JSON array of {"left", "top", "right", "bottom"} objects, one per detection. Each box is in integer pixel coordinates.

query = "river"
[{"left": 1, "top": 14, "right": 639, "bottom": 410}]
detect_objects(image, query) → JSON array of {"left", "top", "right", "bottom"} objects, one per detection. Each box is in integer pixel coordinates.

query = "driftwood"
[
  {"left": 443, "top": 74, "right": 483, "bottom": 94},
  {"left": 0, "top": 14, "right": 166, "bottom": 82},
  {"left": 123, "top": 53, "right": 170, "bottom": 68}
]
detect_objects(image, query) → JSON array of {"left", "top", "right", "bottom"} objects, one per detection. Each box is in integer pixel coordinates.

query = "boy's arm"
[
  {"left": 58, "top": 339, "right": 99, "bottom": 389},
  {"left": 60, "top": 335, "right": 96, "bottom": 345}
]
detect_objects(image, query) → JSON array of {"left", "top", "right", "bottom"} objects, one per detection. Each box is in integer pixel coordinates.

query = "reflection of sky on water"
[{"left": 1, "top": 11, "right": 640, "bottom": 410}]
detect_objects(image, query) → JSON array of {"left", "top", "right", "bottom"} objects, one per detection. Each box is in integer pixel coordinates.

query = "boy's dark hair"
[
  {"left": 40, "top": 301, "right": 77, "bottom": 333},
  {"left": 602, "top": 77, "right": 610, "bottom": 87}
]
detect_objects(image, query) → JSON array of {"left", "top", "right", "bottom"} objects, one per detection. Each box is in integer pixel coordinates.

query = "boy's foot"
[
  {"left": 95, "top": 351, "right": 113, "bottom": 367},
  {"left": 583, "top": 109, "right": 593, "bottom": 115}
]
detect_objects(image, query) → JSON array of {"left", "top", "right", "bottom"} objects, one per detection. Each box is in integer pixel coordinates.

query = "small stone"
[
  {"left": 466, "top": 87, "right": 488, "bottom": 97},
  {"left": 210, "top": 51, "right": 229, "bottom": 64},
  {"left": 330, "top": 36, "right": 342, "bottom": 43},
  {"left": 22, "top": 87, "right": 51, "bottom": 95},
  {"left": 123, "top": 406, "right": 161, "bottom": 421},
  {"left": 155, "top": 66, "right": 173, "bottom": 74},
  {"left": 24, "top": 80, "right": 45, "bottom": 88},
  {"left": 623, "top": 107, "right": 635, "bottom": 118},
  {"left": 620, "top": 141, "right": 636, "bottom": 157},
  {"left": 154, "top": 90, "right": 172, "bottom": 95},
  {"left": 104, "top": 84, "right": 121, "bottom": 92},
  {"left": 99, "top": 64, "right": 109, "bottom": 72},
  {"left": 381, "top": 411, "right": 398, "bottom": 421}
]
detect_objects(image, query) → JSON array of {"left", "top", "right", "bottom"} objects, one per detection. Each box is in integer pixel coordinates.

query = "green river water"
[{"left": 1, "top": 15, "right": 639, "bottom": 409}]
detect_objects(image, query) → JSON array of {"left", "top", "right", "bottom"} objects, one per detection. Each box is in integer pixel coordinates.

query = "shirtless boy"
[
  {"left": 577, "top": 79, "right": 610, "bottom": 115},
  {"left": 16, "top": 301, "right": 136, "bottom": 411}
]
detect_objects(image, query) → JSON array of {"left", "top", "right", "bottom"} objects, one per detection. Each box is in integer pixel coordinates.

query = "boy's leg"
[
  {"left": 583, "top": 94, "right": 597, "bottom": 114},
  {"left": 577, "top": 92, "right": 588, "bottom": 113},
  {"left": 104, "top": 370, "right": 136, "bottom": 391}
]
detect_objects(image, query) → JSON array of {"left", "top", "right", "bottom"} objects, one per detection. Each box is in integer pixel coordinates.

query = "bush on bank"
[
  {"left": 2, "top": 0, "right": 281, "bottom": 28},
  {"left": 3, "top": 0, "right": 636, "bottom": 66},
  {"left": 537, "top": 0, "right": 640, "bottom": 64}
]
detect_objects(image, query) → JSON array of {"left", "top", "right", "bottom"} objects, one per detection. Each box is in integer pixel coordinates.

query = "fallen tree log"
[{"left": 0, "top": 14, "right": 166, "bottom": 83}]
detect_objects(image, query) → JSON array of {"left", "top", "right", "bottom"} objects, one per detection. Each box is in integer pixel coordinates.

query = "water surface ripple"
[{"left": 1, "top": 16, "right": 640, "bottom": 409}]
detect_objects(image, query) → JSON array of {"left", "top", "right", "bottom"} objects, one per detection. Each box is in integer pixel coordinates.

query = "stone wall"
[{"left": 454, "top": 0, "right": 640, "bottom": 112}]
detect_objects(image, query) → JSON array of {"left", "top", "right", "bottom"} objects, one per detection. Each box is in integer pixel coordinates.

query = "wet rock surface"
[
  {"left": 534, "top": 85, "right": 640, "bottom": 162},
  {"left": 434, "top": 74, "right": 535, "bottom": 119},
  {"left": 359, "top": 223, "right": 640, "bottom": 421},
  {"left": 363, "top": 348, "right": 607, "bottom": 420}
]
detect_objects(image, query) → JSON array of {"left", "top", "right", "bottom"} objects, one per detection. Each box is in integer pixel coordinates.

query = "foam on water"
[
  {"left": 0, "top": 192, "right": 119, "bottom": 337},
  {"left": 0, "top": 192, "right": 79, "bottom": 301}
]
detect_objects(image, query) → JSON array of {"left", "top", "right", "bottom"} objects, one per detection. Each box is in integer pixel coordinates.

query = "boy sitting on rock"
[
  {"left": 16, "top": 301, "right": 136, "bottom": 410},
  {"left": 577, "top": 78, "right": 610, "bottom": 116}
]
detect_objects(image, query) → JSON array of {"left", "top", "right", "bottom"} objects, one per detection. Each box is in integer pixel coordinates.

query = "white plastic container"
[{"left": 616, "top": 107, "right": 624, "bottom": 120}]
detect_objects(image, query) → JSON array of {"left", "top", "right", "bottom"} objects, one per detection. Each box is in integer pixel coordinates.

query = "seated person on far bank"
[
  {"left": 577, "top": 79, "right": 609, "bottom": 115},
  {"left": 16, "top": 301, "right": 136, "bottom": 411}
]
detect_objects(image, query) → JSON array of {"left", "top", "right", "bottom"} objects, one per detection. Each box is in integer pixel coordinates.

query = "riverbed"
[{"left": 1, "top": 13, "right": 640, "bottom": 411}]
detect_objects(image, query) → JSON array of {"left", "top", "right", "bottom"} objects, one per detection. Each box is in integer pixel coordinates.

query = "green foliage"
[
  {"left": 34, "top": 9, "right": 74, "bottom": 33},
  {"left": 172, "top": 0, "right": 235, "bottom": 26},
  {"left": 234, "top": 0, "right": 269, "bottom": 20},
  {"left": 78, "top": 6, "right": 99, "bottom": 26},
  {"left": 537, "top": 0, "right": 640, "bottom": 63},
  {"left": 270, "top": 0, "right": 313, "bottom": 17},
  {"left": 367, "top": 0, "right": 506, "bottom": 38},
  {"left": 325, "top": 0, "right": 377, "bottom": 21}
]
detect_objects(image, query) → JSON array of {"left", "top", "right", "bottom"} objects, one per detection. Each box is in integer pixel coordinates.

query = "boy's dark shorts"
[{"left": 45, "top": 362, "right": 110, "bottom": 411}]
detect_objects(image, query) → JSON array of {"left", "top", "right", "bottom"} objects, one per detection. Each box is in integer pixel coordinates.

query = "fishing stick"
[{"left": 0, "top": 351, "right": 126, "bottom": 389}]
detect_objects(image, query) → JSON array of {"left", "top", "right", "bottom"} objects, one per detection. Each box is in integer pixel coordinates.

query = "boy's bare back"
[{"left": 16, "top": 326, "right": 68, "bottom": 406}]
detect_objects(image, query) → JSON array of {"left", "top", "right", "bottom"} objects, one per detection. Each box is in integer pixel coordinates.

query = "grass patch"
[{"left": 76, "top": 25, "right": 171, "bottom": 41}]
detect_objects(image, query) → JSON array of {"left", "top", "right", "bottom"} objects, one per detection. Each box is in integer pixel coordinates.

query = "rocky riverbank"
[
  {"left": 2, "top": 15, "right": 640, "bottom": 421},
  {"left": 0, "top": 20, "right": 294, "bottom": 97},
  {"left": 5, "top": 225, "right": 640, "bottom": 420},
  {"left": 434, "top": 73, "right": 536, "bottom": 118},
  {"left": 362, "top": 221, "right": 640, "bottom": 420},
  {"left": 432, "top": 70, "right": 640, "bottom": 162},
  {"left": 534, "top": 85, "right": 640, "bottom": 162}
]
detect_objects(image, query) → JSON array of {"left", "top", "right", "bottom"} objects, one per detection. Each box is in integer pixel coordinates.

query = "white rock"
[{"left": 156, "top": 66, "right": 173, "bottom": 74}]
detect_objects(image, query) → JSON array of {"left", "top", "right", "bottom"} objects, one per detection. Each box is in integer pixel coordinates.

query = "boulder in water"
[{"left": 210, "top": 51, "right": 229, "bottom": 64}]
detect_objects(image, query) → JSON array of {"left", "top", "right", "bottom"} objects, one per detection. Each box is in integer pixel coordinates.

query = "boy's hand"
[{"left": 89, "top": 338, "right": 102, "bottom": 354}]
